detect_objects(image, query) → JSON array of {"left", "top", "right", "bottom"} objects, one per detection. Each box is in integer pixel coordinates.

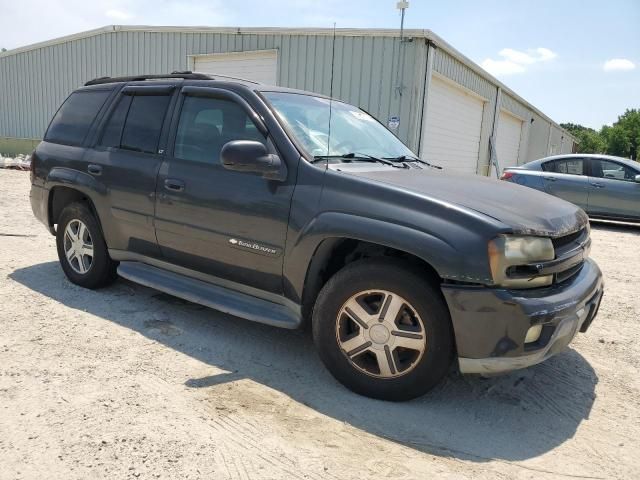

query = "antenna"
[{"left": 327, "top": 22, "right": 337, "bottom": 158}]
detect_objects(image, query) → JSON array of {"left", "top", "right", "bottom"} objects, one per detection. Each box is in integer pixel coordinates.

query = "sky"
[{"left": 1, "top": 0, "right": 638, "bottom": 129}]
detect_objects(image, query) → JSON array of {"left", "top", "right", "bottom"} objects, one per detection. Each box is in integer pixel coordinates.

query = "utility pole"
[{"left": 395, "top": 1, "right": 410, "bottom": 97}]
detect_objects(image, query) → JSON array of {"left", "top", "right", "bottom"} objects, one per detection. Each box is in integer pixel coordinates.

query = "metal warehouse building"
[{"left": 0, "top": 25, "right": 575, "bottom": 175}]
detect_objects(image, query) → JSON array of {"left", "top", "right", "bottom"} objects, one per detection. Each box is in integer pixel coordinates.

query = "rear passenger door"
[
  {"left": 154, "top": 87, "right": 295, "bottom": 294},
  {"left": 85, "top": 85, "right": 176, "bottom": 258},
  {"left": 540, "top": 158, "right": 589, "bottom": 210}
]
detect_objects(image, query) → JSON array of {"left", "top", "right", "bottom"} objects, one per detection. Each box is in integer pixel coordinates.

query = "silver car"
[{"left": 502, "top": 154, "right": 640, "bottom": 222}]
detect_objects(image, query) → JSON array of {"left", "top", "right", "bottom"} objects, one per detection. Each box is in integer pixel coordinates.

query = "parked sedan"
[{"left": 502, "top": 154, "right": 640, "bottom": 222}]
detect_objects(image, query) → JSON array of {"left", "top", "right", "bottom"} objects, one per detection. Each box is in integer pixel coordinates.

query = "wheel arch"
[
  {"left": 48, "top": 186, "right": 103, "bottom": 236},
  {"left": 46, "top": 167, "right": 107, "bottom": 232},
  {"left": 299, "top": 237, "right": 444, "bottom": 321},
  {"left": 288, "top": 212, "right": 460, "bottom": 323}
]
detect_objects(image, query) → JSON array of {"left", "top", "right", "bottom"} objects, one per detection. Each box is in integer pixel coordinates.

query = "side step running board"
[{"left": 117, "top": 262, "right": 301, "bottom": 329}]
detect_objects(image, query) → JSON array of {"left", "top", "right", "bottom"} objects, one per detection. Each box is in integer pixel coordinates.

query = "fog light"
[{"left": 525, "top": 324, "right": 543, "bottom": 344}]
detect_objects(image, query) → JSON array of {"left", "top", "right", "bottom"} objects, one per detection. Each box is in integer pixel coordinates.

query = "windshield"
[{"left": 263, "top": 92, "right": 415, "bottom": 159}]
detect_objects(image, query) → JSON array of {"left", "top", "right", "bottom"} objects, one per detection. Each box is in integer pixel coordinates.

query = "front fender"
[{"left": 283, "top": 211, "right": 492, "bottom": 305}]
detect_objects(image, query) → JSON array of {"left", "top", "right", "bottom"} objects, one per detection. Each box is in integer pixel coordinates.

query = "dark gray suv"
[{"left": 30, "top": 73, "right": 604, "bottom": 401}]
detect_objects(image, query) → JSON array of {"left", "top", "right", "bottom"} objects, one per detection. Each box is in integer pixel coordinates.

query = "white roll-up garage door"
[
  {"left": 495, "top": 110, "right": 523, "bottom": 171},
  {"left": 420, "top": 76, "right": 485, "bottom": 174},
  {"left": 193, "top": 50, "right": 278, "bottom": 85}
]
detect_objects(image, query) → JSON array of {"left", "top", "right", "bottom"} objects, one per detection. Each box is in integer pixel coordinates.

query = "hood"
[{"left": 333, "top": 164, "right": 588, "bottom": 237}]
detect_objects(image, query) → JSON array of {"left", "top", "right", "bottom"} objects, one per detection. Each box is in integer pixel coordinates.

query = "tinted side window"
[
  {"left": 100, "top": 95, "right": 132, "bottom": 148},
  {"left": 174, "top": 96, "right": 266, "bottom": 164},
  {"left": 541, "top": 161, "right": 555, "bottom": 172},
  {"left": 120, "top": 95, "right": 171, "bottom": 154},
  {"left": 592, "top": 160, "right": 638, "bottom": 181},
  {"left": 45, "top": 90, "right": 111, "bottom": 146},
  {"left": 554, "top": 159, "right": 584, "bottom": 175}
]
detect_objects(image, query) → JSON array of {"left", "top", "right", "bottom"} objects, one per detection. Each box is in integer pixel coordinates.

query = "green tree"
[
  {"left": 562, "top": 114, "right": 640, "bottom": 160},
  {"left": 613, "top": 109, "right": 640, "bottom": 159},
  {"left": 575, "top": 129, "right": 606, "bottom": 153},
  {"left": 606, "top": 125, "right": 632, "bottom": 157},
  {"left": 560, "top": 123, "right": 592, "bottom": 134},
  {"left": 561, "top": 123, "right": 606, "bottom": 154}
]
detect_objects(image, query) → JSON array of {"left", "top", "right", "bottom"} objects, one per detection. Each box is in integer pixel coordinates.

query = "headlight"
[{"left": 488, "top": 235, "right": 555, "bottom": 288}]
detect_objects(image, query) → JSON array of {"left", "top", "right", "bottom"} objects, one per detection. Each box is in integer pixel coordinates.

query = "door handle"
[
  {"left": 590, "top": 182, "right": 604, "bottom": 188},
  {"left": 164, "top": 178, "right": 185, "bottom": 192},
  {"left": 543, "top": 176, "right": 557, "bottom": 181},
  {"left": 87, "top": 164, "right": 102, "bottom": 176}
]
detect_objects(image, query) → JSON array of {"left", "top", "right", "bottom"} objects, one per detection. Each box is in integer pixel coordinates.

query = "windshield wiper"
[
  {"left": 312, "top": 152, "right": 408, "bottom": 168},
  {"left": 383, "top": 155, "right": 442, "bottom": 169}
]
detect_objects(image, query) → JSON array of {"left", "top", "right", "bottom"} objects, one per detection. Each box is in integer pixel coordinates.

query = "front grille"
[
  {"left": 552, "top": 227, "right": 586, "bottom": 250},
  {"left": 551, "top": 226, "right": 590, "bottom": 284},
  {"left": 555, "top": 263, "right": 583, "bottom": 284}
]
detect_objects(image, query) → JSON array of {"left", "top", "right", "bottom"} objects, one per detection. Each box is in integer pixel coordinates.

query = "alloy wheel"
[
  {"left": 335, "top": 290, "right": 427, "bottom": 378},
  {"left": 63, "top": 219, "right": 94, "bottom": 275}
]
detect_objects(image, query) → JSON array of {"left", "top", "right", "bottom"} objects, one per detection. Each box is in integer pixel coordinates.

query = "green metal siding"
[
  {"left": 526, "top": 111, "right": 551, "bottom": 161},
  {"left": 0, "top": 30, "right": 425, "bottom": 152},
  {"left": 0, "top": 27, "right": 575, "bottom": 160},
  {"left": 500, "top": 93, "right": 529, "bottom": 120}
]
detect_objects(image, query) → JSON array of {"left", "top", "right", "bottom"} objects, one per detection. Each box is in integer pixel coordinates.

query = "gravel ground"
[{"left": 1, "top": 168, "right": 639, "bottom": 480}]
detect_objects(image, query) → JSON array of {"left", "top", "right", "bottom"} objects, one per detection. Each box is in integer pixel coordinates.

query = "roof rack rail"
[
  {"left": 186, "top": 71, "right": 261, "bottom": 84},
  {"left": 84, "top": 71, "right": 212, "bottom": 86}
]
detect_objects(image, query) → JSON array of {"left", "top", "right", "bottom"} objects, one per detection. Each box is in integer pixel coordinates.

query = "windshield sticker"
[{"left": 388, "top": 116, "right": 400, "bottom": 130}]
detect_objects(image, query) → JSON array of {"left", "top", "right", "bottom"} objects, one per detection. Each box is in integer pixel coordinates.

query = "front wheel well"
[{"left": 301, "top": 238, "right": 442, "bottom": 322}]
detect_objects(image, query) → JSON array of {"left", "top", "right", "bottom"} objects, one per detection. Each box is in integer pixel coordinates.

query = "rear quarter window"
[
  {"left": 541, "top": 161, "right": 555, "bottom": 172},
  {"left": 45, "top": 90, "right": 111, "bottom": 146}
]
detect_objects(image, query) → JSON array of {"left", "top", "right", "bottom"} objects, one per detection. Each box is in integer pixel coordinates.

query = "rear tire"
[
  {"left": 312, "top": 258, "right": 453, "bottom": 401},
  {"left": 56, "top": 202, "right": 118, "bottom": 289}
]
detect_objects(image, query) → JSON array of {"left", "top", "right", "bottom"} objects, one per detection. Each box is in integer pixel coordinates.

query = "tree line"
[{"left": 561, "top": 109, "right": 640, "bottom": 160}]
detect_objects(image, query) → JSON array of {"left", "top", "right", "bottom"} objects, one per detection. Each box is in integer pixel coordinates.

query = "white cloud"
[
  {"left": 105, "top": 9, "right": 133, "bottom": 20},
  {"left": 603, "top": 58, "right": 636, "bottom": 72},
  {"left": 481, "top": 59, "right": 526, "bottom": 76},
  {"left": 534, "top": 48, "right": 557, "bottom": 62},
  {"left": 481, "top": 47, "right": 557, "bottom": 76}
]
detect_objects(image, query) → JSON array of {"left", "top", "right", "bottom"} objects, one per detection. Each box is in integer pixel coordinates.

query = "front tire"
[
  {"left": 312, "top": 258, "right": 453, "bottom": 401},
  {"left": 56, "top": 202, "right": 117, "bottom": 289}
]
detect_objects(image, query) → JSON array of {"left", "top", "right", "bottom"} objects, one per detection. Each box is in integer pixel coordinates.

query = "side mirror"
[
  {"left": 634, "top": 174, "right": 640, "bottom": 183},
  {"left": 221, "top": 140, "right": 286, "bottom": 181}
]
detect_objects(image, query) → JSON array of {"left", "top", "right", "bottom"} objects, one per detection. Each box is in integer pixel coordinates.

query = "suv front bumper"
[{"left": 442, "top": 258, "right": 603, "bottom": 375}]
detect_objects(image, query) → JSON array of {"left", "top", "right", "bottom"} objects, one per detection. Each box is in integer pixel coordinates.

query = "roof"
[
  {"left": 524, "top": 154, "right": 639, "bottom": 169},
  {"left": 0, "top": 24, "right": 575, "bottom": 142},
  {"left": 83, "top": 71, "right": 261, "bottom": 86}
]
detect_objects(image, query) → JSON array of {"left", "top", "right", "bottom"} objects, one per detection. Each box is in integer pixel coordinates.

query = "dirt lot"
[{"left": 1, "top": 168, "right": 639, "bottom": 479}]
